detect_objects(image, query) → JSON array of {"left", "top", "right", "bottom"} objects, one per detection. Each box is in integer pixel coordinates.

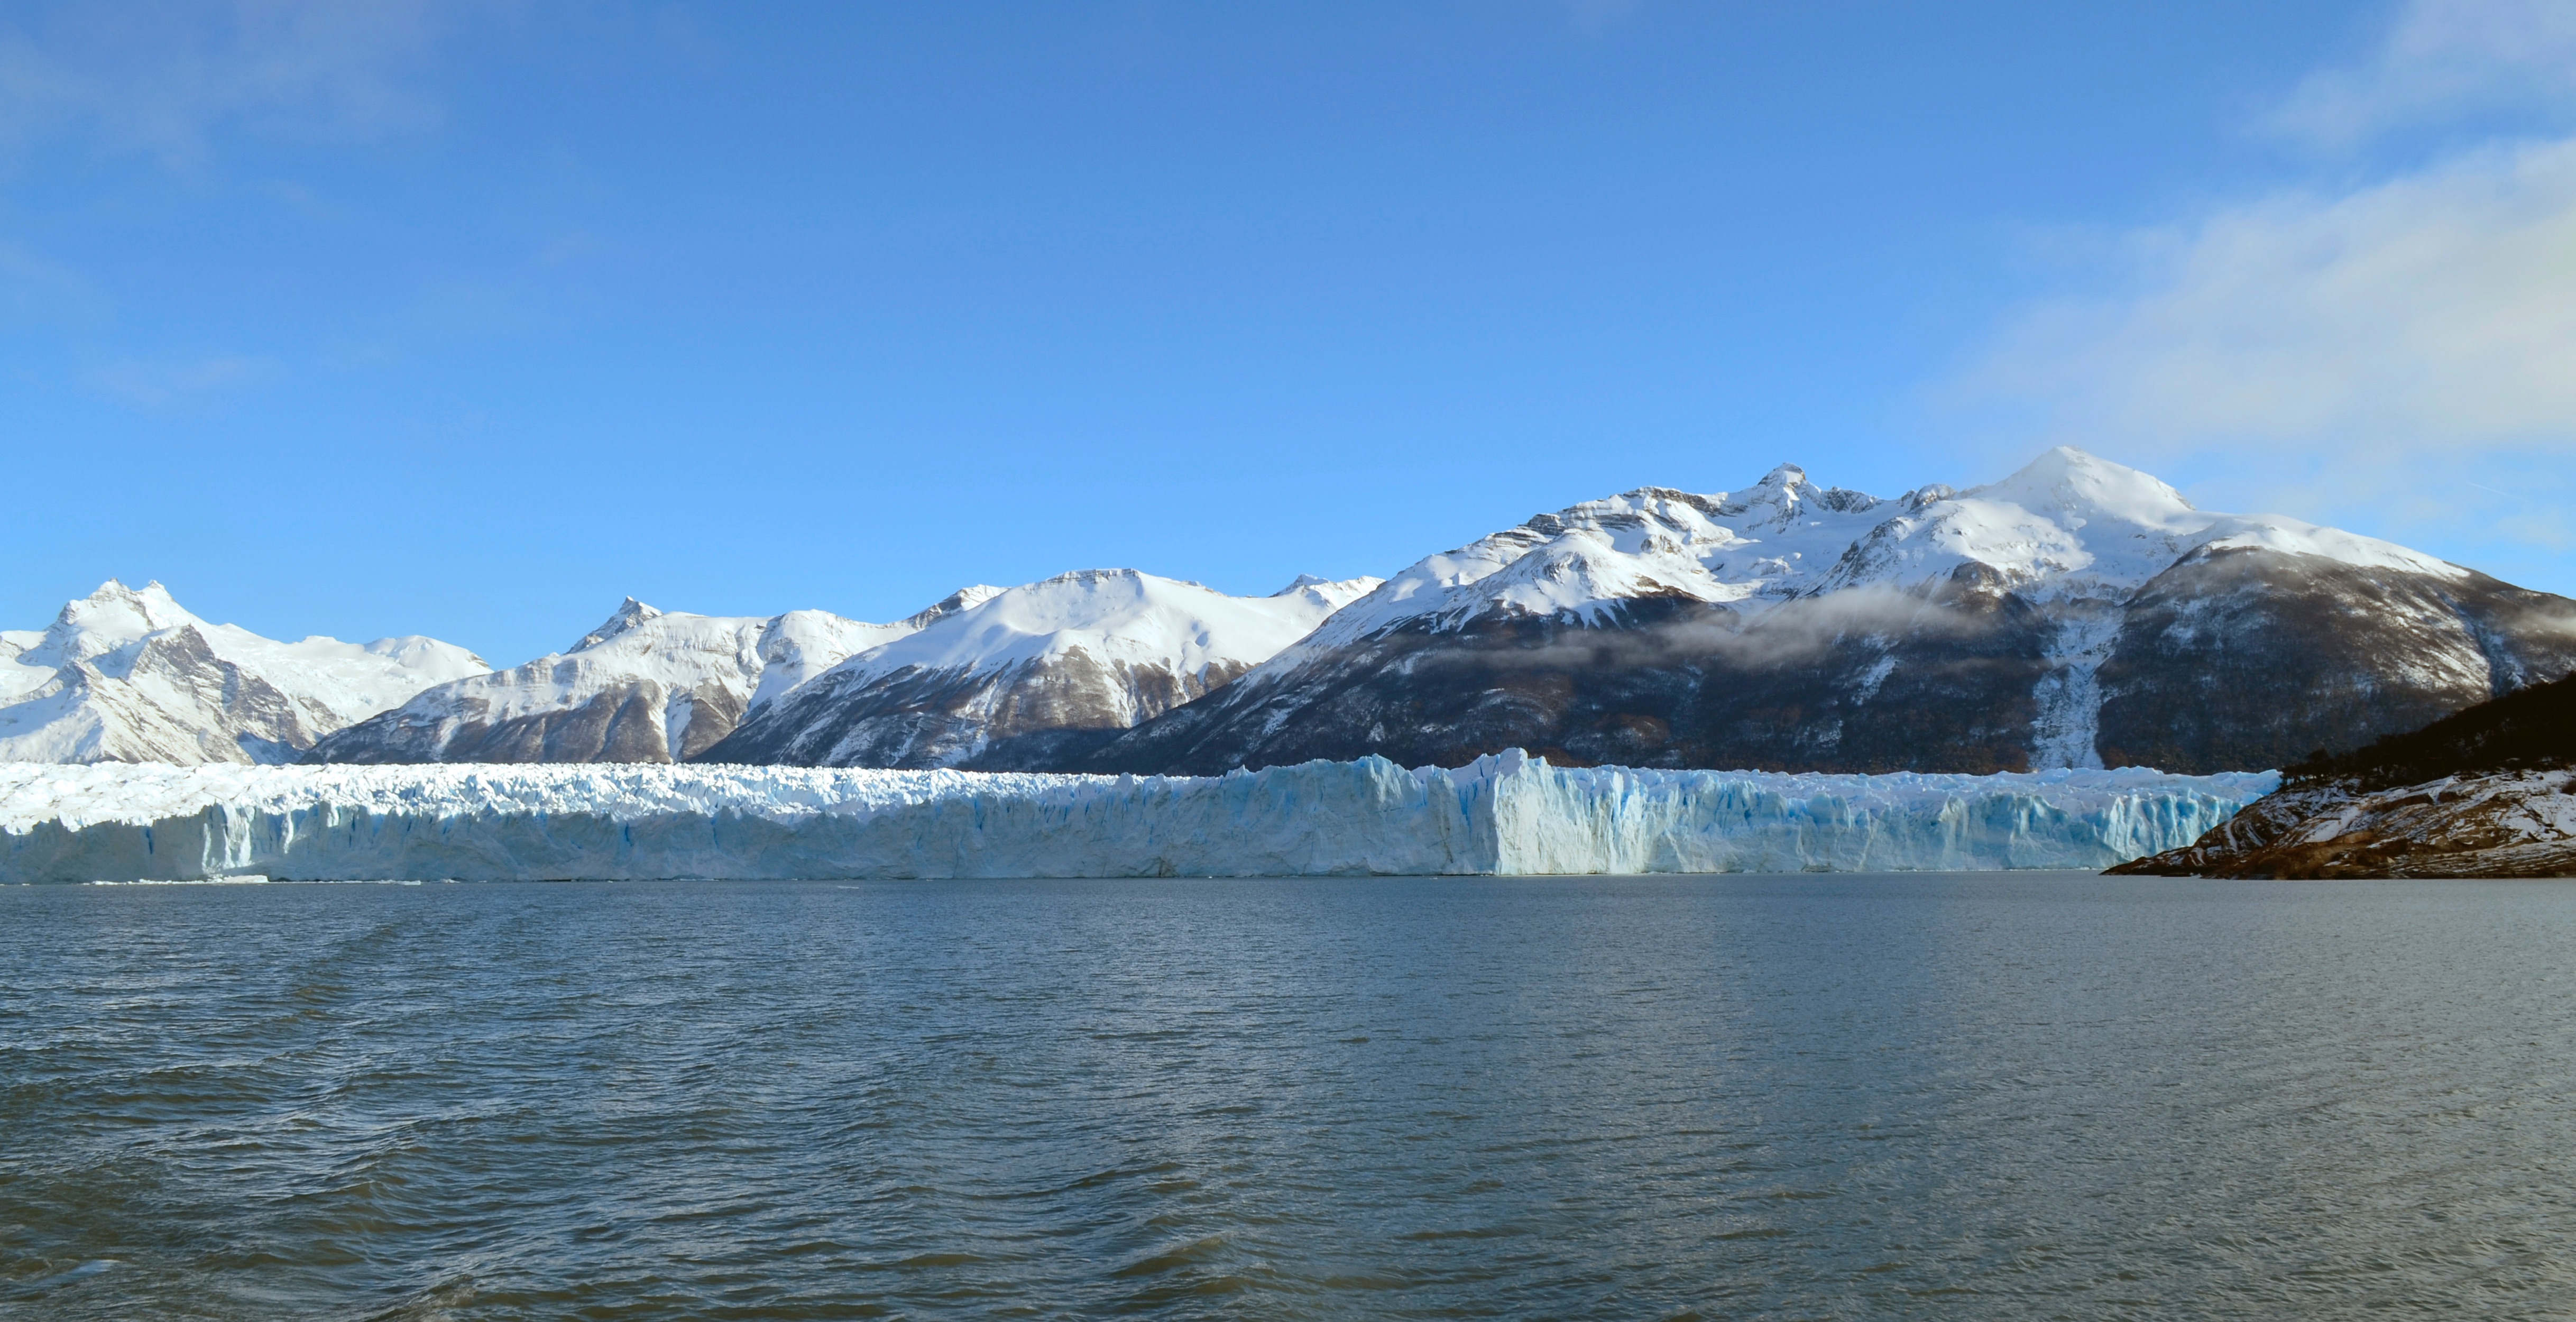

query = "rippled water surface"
[{"left": 5, "top": 875, "right": 2575, "bottom": 1319}]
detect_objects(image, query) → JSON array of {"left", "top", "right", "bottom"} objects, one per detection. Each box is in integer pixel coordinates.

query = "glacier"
[{"left": 0, "top": 754, "right": 2275, "bottom": 883}]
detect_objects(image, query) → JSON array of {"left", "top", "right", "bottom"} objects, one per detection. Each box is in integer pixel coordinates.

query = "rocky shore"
[{"left": 2113, "top": 672, "right": 2576, "bottom": 878}]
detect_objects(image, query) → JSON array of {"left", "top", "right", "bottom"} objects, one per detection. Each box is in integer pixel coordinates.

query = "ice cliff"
[{"left": 0, "top": 754, "right": 2273, "bottom": 882}]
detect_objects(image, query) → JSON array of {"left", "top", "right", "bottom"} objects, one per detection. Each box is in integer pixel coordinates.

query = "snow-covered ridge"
[
  {"left": 703, "top": 570, "right": 1384, "bottom": 769},
  {"left": 819, "top": 570, "right": 1379, "bottom": 687},
  {"left": 0, "top": 755, "right": 2275, "bottom": 881},
  {"left": 1302, "top": 446, "right": 2462, "bottom": 650},
  {"left": 308, "top": 596, "right": 922, "bottom": 765},
  {"left": 0, "top": 582, "right": 487, "bottom": 765}
]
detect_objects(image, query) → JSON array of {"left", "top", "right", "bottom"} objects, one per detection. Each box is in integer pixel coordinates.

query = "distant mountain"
[
  {"left": 21, "top": 449, "right": 2571, "bottom": 778},
  {"left": 308, "top": 589, "right": 997, "bottom": 765},
  {"left": 0, "top": 581, "right": 487, "bottom": 764},
  {"left": 1080, "top": 449, "right": 2576, "bottom": 776},
  {"left": 2112, "top": 673, "right": 2576, "bottom": 878},
  {"left": 698, "top": 571, "right": 1383, "bottom": 770}
]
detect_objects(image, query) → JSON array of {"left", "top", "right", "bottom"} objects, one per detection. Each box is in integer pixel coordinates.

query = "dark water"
[{"left": 4, "top": 876, "right": 2574, "bottom": 1320}]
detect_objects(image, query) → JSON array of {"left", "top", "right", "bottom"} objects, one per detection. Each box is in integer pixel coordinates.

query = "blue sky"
[{"left": 4, "top": 1, "right": 2572, "bottom": 664}]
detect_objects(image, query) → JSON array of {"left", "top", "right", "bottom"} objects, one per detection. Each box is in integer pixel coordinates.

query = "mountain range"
[
  {"left": 8, "top": 449, "right": 2570, "bottom": 775},
  {"left": 1078, "top": 448, "right": 2576, "bottom": 775},
  {"left": 697, "top": 570, "right": 1380, "bottom": 770},
  {"left": 305, "top": 590, "right": 992, "bottom": 765},
  {"left": 0, "top": 581, "right": 486, "bottom": 764}
]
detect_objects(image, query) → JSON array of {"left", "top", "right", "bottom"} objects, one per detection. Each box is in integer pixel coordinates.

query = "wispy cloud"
[
  {"left": 1559, "top": 0, "right": 1644, "bottom": 36},
  {"left": 1978, "top": 136, "right": 2576, "bottom": 449},
  {"left": 87, "top": 353, "right": 273, "bottom": 407},
  {"left": 0, "top": 234, "right": 107, "bottom": 327},
  {"left": 1964, "top": 0, "right": 2576, "bottom": 571},
  {"left": 0, "top": 0, "right": 461, "bottom": 166},
  {"left": 2268, "top": 0, "right": 2576, "bottom": 148}
]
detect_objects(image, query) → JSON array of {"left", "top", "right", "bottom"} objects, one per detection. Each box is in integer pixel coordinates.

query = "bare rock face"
[
  {"left": 698, "top": 571, "right": 1381, "bottom": 771},
  {"left": 1080, "top": 452, "right": 2576, "bottom": 778}
]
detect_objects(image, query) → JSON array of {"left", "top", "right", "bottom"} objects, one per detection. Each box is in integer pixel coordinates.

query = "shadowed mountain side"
[
  {"left": 1079, "top": 571, "right": 2059, "bottom": 776},
  {"left": 2094, "top": 549, "right": 2576, "bottom": 774},
  {"left": 2283, "top": 668, "right": 2576, "bottom": 792},
  {"left": 1080, "top": 553, "right": 2576, "bottom": 778}
]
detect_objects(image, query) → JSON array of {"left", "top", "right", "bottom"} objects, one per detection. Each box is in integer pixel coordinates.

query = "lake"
[{"left": 5, "top": 875, "right": 2572, "bottom": 1319}]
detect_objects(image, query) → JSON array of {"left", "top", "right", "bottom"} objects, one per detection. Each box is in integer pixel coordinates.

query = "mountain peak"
[
  {"left": 53, "top": 579, "right": 198, "bottom": 649},
  {"left": 1716, "top": 463, "right": 1880, "bottom": 522},
  {"left": 901, "top": 585, "right": 1006, "bottom": 631},
  {"left": 1272, "top": 574, "right": 1386, "bottom": 612},
  {"left": 6, "top": 582, "right": 486, "bottom": 764},
  {"left": 573, "top": 598, "right": 664, "bottom": 652},
  {"left": 1039, "top": 567, "right": 1150, "bottom": 589},
  {"left": 1972, "top": 447, "right": 2200, "bottom": 530}
]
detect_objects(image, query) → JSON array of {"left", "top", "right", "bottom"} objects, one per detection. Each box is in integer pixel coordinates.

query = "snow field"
[{"left": 0, "top": 754, "right": 2274, "bottom": 882}]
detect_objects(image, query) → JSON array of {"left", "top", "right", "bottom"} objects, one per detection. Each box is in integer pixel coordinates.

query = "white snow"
[
  {"left": 1307, "top": 447, "right": 2465, "bottom": 652},
  {"left": 390, "top": 599, "right": 902, "bottom": 743},
  {"left": 821, "top": 569, "right": 1382, "bottom": 688},
  {"left": 312, "top": 588, "right": 1020, "bottom": 761},
  {"left": 0, "top": 753, "right": 2275, "bottom": 882},
  {"left": 1829, "top": 446, "right": 2463, "bottom": 594},
  {"left": 721, "top": 570, "right": 1391, "bottom": 767},
  {"left": 0, "top": 582, "right": 488, "bottom": 764}
]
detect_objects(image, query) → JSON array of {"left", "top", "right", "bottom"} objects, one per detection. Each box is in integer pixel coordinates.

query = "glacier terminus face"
[{"left": 0, "top": 754, "right": 2274, "bottom": 883}]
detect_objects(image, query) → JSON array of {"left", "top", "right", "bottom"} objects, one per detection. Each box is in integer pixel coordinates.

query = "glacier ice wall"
[{"left": 0, "top": 753, "right": 2276, "bottom": 883}]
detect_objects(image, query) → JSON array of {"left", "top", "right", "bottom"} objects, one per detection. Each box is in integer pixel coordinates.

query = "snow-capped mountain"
[
  {"left": 20, "top": 449, "right": 2568, "bottom": 778},
  {"left": 1081, "top": 448, "right": 2576, "bottom": 776},
  {"left": 0, "top": 581, "right": 488, "bottom": 764},
  {"left": 308, "top": 589, "right": 999, "bottom": 765},
  {"left": 699, "top": 570, "right": 1384, "bottom": 770}
]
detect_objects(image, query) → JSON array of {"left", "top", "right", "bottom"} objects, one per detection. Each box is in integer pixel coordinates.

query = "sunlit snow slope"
[
  {"left": 0, "top": 582, "right": 488, "bottom": 765},
  {"left": 701, "top": 571, "right": 1382, "bottom": 770},
  {"left": 0, "top": 754, "right": 2271, "bottom": 882},
  {"left": 308, "top": 590, "right": 999, "bottom": 765}
]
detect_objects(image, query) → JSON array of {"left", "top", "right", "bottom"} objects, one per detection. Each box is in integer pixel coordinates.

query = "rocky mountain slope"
[
  {"left": 0, "top": 581, "right": 488, "bottom": 764},
  {"left": 308, "top": 590, "right": 997, "bottom": 765},
  {"left": 698, "top": 571, "right": 1382, "bottom": 770},
  {"left": 1079, "top": 449, "right": 2576, "bottom": 776},
  {"left": 2111, "top": 673, "right": 2576, "bottom": 877}
]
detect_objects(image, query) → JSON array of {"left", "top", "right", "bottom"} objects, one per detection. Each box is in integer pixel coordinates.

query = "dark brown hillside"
[{"left": 2281, "top": 669, "right": 2576, "bottom": 793}]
